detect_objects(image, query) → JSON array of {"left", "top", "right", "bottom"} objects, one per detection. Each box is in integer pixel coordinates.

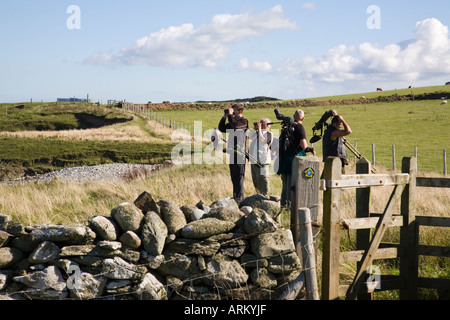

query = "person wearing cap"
[
  {"left": 322, "top": 114, "right": 352, "bottom": 173},
  {"left": 249, "top": 118, "right": 273, "bottom": 197}
]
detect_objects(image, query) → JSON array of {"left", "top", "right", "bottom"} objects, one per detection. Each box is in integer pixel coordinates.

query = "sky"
[{"left": 1, "top": 1, "right": 450, "bottom": 103}]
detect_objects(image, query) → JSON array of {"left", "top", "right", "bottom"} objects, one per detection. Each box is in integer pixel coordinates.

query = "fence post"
[
  {"left": 298, "top": 208, "right": 319, "bottom": 300},
  {"left": 356, "top": 157, "right": 372, "bottom": 300},
  {"left": 291, "top": 156, "right": 320, "bottom": 259},
  {"left": 399, "top": 156, "right": 418, "bottom": 300},
  {"left": 322, "top": 157, "right": 342, "bottom": 300},
  {"left": 372, "top": 143, "right": 375, "bottom": 165},
  {"left": 444, "top": 149, "right": 447, "bottom": 176},
  {"left": 392, "top": 145, "right": 396, "bottom": 171}
]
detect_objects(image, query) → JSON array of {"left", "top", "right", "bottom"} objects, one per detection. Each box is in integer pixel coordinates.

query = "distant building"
[{"left": 57, "top": 97, "right": 93, "bottom": 103}]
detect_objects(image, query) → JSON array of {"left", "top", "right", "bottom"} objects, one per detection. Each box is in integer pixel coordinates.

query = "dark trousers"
[{"left": 229, "top": 163, "right": 245, "bottom": 203}]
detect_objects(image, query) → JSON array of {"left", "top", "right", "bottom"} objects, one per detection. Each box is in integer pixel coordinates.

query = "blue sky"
[{"left": 1, "top": 1, "right": 450, "bottom": 103}]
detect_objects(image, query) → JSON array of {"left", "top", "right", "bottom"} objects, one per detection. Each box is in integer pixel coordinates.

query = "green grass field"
[{"left": 151, "top": 98, "right": 450, "bottom": 174}]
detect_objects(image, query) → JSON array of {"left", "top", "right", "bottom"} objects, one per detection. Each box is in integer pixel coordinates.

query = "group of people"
[{"left": 217, "top": 103, "right": 352, "bottom": 208}]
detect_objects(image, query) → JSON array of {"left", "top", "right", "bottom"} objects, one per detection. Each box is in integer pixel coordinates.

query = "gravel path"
[{"left": 6, "top": 162, "right": 171, "bottom": 185}]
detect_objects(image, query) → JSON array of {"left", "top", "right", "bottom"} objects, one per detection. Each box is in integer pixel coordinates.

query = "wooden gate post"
[
  {"left": 356, "top": 157, "right": 372, "bottom": 300},
  {"left": 298, "top": 207, "right": 320, "bottom": 300},
  {"left": 400, "top": 156, "right": 418, "bottom": 300},
  {"left": 322, "top": 157, "right": 342, "bottom": 300},
  {"left": 291, "top": 155, "right": 320, "bottom": 257}
]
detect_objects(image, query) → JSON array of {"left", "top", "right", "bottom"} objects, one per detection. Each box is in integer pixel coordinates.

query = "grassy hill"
[{"left": 0, "top": 102, "right": 175, "bottom": 180}]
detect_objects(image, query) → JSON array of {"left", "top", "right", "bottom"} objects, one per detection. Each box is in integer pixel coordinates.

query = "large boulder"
[
  {"left": 165, "top": 238, "right": 220, "bottom": 257},
  {"left": 0, "top": 231, "right": 10, "bottom": 247},
  {"left": 28, "top": 241, "right": 60, "bottom": 264},
  {"left": 102, "top": 256, "right": 146, "bottom": 281},
  {"left": 134, "top": 191, "right": 160, "bottom": 215},
  {"left": 141, "top": 212, "right": 168, "bottom": 256},
  {"left": 204, "top": 254, "right": 248, "bottom": 288},
  {"left": 243, "top": 209, "right": 278, "bottom": 234},
  {"left": 111, "top": 202, "right": 144, "bottom": 233},
  {"left": 27, "top": 225, "right": 94, "bottom": 244},
  {"left": 250, "top": 229, "right": 295, "bottom": 259},
  {"left": 89, "top": 216, "right": 120, "bottom": 241},
  {"left": 68, "top": 272, "right": 108, "bottom": 300},
  {"left": 157, "top": 251, "right": 200, "bottom": 280},
  {"left": 119, "top": 231, "right": 141, "bottom": 249},
  {"left": 181, "top": 218, "right": 235, "bottom": 239},
  {"left": 13, "top": 266, "right": 67, "bottom": 300},
  {"left": 239, "top": 195, "right": 281, "bottom": 218},
  {"left": 0, "top": 247, "right": 23, "bottom": 269},
  {"left": 208, "top": 206, "right": 244, "bottom": 223},
  {"left": 209, "top": 197, "right": 240, "bottom": 212},
  {"left": 134, "top": 272, "right": 168, "bottom": 300},
  {"left": 158, "top": 200, "right": 187, "bottom": 235}
]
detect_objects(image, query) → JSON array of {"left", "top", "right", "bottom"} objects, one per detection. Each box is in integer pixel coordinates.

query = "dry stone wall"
[{"left": 0, "top": 193, "right": 302, "bottom": 300}]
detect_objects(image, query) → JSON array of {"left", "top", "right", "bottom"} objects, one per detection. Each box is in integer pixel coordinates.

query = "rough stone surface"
[
  {"left": 0, "top": 192, "right": 302, "bottom": 301},
  {"left": 243, "top": 209, "right": 278, "bottom": 234},
  {"left": 69, "top": 272, "right": 107, "bottom": 300},
  {"left": 0, "top": 247, "right": 23, "bottom": 269},
  {"left": 134, "top": 272, "right": 168, "bottom": 300},
  {"left": 158, "top": 200, "right": 187, "bottom": 235},
  {"left": 181, "top": 218, "right": 235, "bottom": 239},
  {"left": 13, "top": 266, "right": 67, "bottom": 300},
  {"left": 239, "top": 194, "right": 281, "bottom": 218},
  {"left": 111, "top": 203, "right": 144, "bottom": 233},
  {"left": 141, "top": 212, "right": 168, "bottom": 256},
  {"left": 204, "top": 254, "right": 248, "bottom": 288},
  {"left": 250, "top": 229, "right": 296, "bottom": 258},
  {"left": 119, "top": 231, "right": 141, "bottom": 249},
  {"left": 28, "top": 241, "right": 61, "bottom": 264},
  {"left": 0, "top": 231, "right": 10, "bottom": 247},
  {"left": 27, "top": 225, "right": 90, "bottom": 244},
  {"left": 134, "top": 191, "right": 160, "bottom": 215},
  {"left": 89, "top": 216, "right": 120, "bottom": 241}
]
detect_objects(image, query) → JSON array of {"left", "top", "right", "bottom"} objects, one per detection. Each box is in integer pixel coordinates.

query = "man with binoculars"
[
  {"left": 218, "top": 103, "right": 249, "bottom": 204},
  {"left": 322, "top": 114, "right": 352, "bottom": 173}
]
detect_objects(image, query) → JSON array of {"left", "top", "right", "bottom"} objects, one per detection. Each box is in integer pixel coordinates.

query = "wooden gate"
[{"left": 320, "top": 156, "right": 450, "bottom": 300}]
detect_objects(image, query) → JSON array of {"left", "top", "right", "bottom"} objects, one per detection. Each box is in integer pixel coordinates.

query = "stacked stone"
[{"left": 0, "top": 193, "right": 301, "bottom": 300}]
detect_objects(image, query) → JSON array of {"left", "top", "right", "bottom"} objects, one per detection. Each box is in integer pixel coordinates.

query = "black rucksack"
[{"left": 279, "top": 122, "right": 297, "bottom": 156}]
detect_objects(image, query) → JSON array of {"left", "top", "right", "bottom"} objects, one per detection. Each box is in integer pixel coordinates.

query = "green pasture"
[
  {"left": 301, "top": 85, "right": 450, "bottom": 101},
  {"left": 153, "top": 99, "right": 449, "bottom": 174}
]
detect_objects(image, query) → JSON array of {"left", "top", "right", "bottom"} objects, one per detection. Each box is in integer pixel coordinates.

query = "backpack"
[{"left": 279, "top": 122, "right": 298, "bottom": 156}]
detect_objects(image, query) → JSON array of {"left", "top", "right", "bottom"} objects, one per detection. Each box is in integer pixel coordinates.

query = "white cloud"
[
  {"left": 301, "top": 3, "right": 316, "bottom": 10},
  {"left": 357, "top": 18, "right": 450, "bottom": 76},
  {"left": 237, "top": 58, "right": 273, "bottom": 72},
  {"left": 273, "top": 18, "right": 450, "bottom": 89},
  {"left": 85, "top": 5, "right": 297, "bottom": 68}
]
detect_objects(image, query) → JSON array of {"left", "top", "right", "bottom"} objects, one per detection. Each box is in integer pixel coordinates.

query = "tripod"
[{"left": 342, "top": 137, "right": 376, "bottom": 173}]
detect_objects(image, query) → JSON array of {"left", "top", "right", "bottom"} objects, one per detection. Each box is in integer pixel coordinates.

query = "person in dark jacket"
[
  {"left": 277, "top": 109, "right": 315, "bottom": 209},
  {"left": 322, "top": 114, "right": 352, "bottom": 173},
  {"left": 218, "top": 103, "right": 249, "bottom": 203}
]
